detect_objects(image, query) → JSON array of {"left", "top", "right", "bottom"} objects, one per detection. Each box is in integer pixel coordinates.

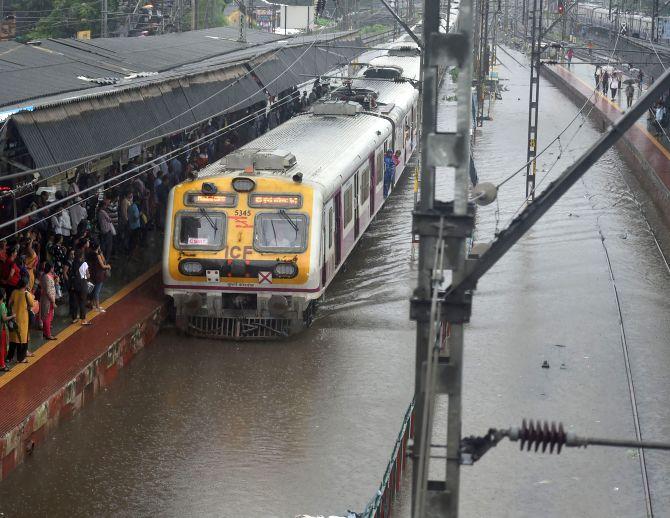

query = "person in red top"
[
  {"left": 1, "top": 247, "right": 20, "bottom": 298},
  {"left": 0, "top": 240, "right": 7, "bottom": 264},
  {"left": 392, "top": 150, "right": 401, "bottom": 167}
]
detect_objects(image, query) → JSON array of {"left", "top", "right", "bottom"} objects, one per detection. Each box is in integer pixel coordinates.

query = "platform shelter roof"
[{"left": 2, "top": 30, "right": 363, "bottom": 178}]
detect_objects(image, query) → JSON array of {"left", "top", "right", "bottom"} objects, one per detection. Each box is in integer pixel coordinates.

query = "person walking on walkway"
[
  {"left": 626, "top": 83, "right": 635, "bottom": 108},
  {"left": 7, "top": 278, "right": 35, "bottom": 364},
  {"left": 594, "top": 65, "right": 602, "bottom": 89},
  {"left": 601, "top": 70, "right": 610, "bottom": 95},
  {"left": 566, "top": 47, "right": 574, "bottom": 67},
  {"left": 0, "top": 288, "right": 15, "bottom": 371},
  {"left": 609, "top": 74, "right": 620, "bottom": 101},
  {"left": 39, "top": 263, "right": 57, "bottom": 340}
]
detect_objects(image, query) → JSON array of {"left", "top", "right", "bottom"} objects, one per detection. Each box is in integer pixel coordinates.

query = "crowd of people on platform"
[
  {"left": 0, "top": 81, "right": 331, "bottom": 372},
  {"left": 592, "top": 65, "right": 670, "bottom": 137}
]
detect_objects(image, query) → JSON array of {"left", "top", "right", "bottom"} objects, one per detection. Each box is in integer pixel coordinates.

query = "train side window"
[
  {"left": 343, "top": 187, "right": 353, "bottom": 227},
  {"left": 376, "top": 152, "right": 384, "bottom": 185},
  {"left": 360, "top": 167, "right": 370, "bottom": 203},
  {"left": 328, "top": 207, "right": 334, "bottom": 248}
]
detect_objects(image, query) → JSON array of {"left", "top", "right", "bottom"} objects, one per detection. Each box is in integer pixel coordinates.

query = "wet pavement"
[{"left": 1, "top": 45, "right": 670, "bottom": 518}]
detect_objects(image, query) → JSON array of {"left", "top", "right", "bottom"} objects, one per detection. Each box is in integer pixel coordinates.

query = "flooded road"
[{"left": 2, "top": 45, "right": 670, "bottom": 518}]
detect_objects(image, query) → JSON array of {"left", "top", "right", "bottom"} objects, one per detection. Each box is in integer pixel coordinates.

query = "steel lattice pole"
[{"left": 412, "top": 0, "right": 475, "bottom": 514}]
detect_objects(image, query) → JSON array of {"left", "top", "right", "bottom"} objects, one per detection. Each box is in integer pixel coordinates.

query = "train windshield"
[
  {"left": 175, "top": 210, "right": 226, "bottom": 250},
  {"left": 253, "top": 212, "right": 308, "bottom": 253}
]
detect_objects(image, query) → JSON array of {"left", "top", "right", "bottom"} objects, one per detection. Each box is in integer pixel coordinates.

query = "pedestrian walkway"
[{"left": 545, "top": 60, "right": 670, "bottom": 195}]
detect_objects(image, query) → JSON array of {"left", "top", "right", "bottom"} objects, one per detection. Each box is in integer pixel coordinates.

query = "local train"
[
  {"left": 162, "top": 44, "right": 420, "bottom": 339},
  {"left": 577, "top": 2, "right": 670, "bottom": 44}
]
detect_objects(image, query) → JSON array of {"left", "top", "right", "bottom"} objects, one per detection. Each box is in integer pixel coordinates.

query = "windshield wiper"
[
  {"left": 199, "top": 207, "right": 218, "bottom": 235},
  {"left": 278, "top": 209, "right": 298, "bottom": 233}
]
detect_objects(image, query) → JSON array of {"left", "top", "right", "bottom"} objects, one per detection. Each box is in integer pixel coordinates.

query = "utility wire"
[
  {"left": 495, "top": 31, "right": 622, "bottom": 192},
  {"left": 0, "top": 88, "right": 316, "bottom": 238}
]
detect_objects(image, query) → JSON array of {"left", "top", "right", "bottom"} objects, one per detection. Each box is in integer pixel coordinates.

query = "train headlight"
[
  {"left": 232, "top": 177, "right": 256, "bottom": 192},
  {"left": 179, "top": 260, "right": 204, "bottom": 276},
  {"left": 274, "top": 262, "right": 298, "bottom": 279}
]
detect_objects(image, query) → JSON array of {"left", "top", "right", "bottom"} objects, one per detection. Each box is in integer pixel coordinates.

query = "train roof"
[
  {"left": 194, "top": 51, "right": 419, "bottom": 202},
  {"left": 200, "top": 112, "right": 391, "bottom": 200},
  {"left": 363, "top": 55, "right": 421, "bottom": 82}
]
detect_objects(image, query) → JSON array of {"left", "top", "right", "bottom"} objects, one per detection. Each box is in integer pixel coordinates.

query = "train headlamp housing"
[
  {"left": 232, "top": 177, "right": 256, "bottom": 192},
  {"left": 274, "top": 262, "right": 298, "bottom": 279},
  {"left": 201, "top": 182, "right": 218, "bottom": 195},
  {"left": 179, "top": 260, "right": 204, "bottom": 276}
]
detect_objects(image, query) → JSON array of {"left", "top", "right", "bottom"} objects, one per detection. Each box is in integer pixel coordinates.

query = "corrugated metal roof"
[
  {"left": 0, "top": 29, "right": 359, "bottom": 110},
  {"left": 0, "top": 27, "right": 284, "bottom": 109}
]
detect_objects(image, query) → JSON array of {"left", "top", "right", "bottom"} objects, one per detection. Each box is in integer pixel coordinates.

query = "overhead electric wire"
[
  {"left": 494, "top": 30, "right": 623, "bottom": 193},
  {"left": 0, "top": 87, "right": 315, "bottom": 239},
  {"left": 499, "top": 31, "right": 623, "bottom": 222}
]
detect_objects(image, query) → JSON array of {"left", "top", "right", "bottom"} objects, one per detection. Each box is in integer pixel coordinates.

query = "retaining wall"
[{"left": 0, "top": 297, "right": 168, "bottom": 480}]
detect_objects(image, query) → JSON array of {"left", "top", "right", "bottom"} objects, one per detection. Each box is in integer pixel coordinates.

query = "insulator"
[{"left": 518, "top": 419, "right": 567, "bottom": 454}]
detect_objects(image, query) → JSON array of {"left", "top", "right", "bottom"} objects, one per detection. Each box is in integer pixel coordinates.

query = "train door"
[
  {"left": 334, "top": 191, "right": 342, "bottom": 265},
  {"left": 321, "top": 219, "right": 327, "bottom": 287},
  {"left": 354, "top": 173, "right": 360, "bottom": 239},
  {"left": 369, "top": 155, "right": 375, "bottom": 217}
]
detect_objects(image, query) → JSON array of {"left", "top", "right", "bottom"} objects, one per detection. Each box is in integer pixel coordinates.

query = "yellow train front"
[{"left": 162, "top": 150, "right": 321, "bottom": 339}]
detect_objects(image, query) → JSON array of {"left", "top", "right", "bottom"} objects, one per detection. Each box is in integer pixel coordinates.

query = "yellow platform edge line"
[
  {"left": 560, "top": 64, "right": 670, "bottom": 161},
  {"left": 0, "top": 263, "right": 162, "bottom": 390}
]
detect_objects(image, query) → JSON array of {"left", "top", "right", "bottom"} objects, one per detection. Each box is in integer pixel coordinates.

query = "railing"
[{"left": 361, "top": 400, "right": 415, "bottom": 518}]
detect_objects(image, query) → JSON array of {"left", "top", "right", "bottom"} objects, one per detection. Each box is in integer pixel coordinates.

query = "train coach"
[{"left": 162, "top": 45, "right": 420, "bottom": 339}]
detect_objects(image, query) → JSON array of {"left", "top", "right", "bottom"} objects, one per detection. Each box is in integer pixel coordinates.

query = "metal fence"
[{"left": 362, "top": 400, "right": 415, "bottom": 518}]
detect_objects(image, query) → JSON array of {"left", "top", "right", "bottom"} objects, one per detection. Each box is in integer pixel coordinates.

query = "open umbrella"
[
  {"left": 623, "top": 78, "right": 637, "bottom": 85},
  {"left": 602, "top": 65, "right": 614, "bottom": 73}
]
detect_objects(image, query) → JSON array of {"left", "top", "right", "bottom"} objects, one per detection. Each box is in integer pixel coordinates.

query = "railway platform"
[
  {"left": 541, "top": 59, "right": 670, "bottom": 224},
  {"left": 0, "top": 263, "right": 167, "bottom": 480}
]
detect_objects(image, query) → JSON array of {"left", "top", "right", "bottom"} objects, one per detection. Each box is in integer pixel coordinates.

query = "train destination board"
[
  {"left": 248, "top": 194, "right": 302, "bottom": 208},
  {"left": 185, "top": 193, "right": 237, "bottom": 207}
]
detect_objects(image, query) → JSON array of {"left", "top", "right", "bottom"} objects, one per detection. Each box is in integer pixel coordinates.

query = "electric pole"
[
  {"left": 102, "top": 0, "right": 108, "bottom": 37},
  {"left": 525, "top": 0, "right": 543, "bottom": 200},
  {"left": 237, "top": 0, "right": 247, "bottom": 42},
  {"left": 411, "top": 0, "right": 475, "bottom": 514},
  {"left": 191, "top": 0, "right": 198, "bottom": 30},
  {"left": 652, "top": 0, "right": 659, "bottom": 42}
]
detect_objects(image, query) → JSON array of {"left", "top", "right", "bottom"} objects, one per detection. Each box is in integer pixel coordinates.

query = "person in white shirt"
[
  {"left": 69, "top": 202, "right": 87, "bottom": 237},
  {"left": 60, "top": 209, "right": 71, "bottom": 237},
  {"left": 72, "top": 250, "right": 92, "bottom": 325}
]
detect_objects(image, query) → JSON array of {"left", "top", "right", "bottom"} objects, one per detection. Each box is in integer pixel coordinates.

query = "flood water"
[{"left": 2, "top": 46, "right": 670, "bottom": 518}]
